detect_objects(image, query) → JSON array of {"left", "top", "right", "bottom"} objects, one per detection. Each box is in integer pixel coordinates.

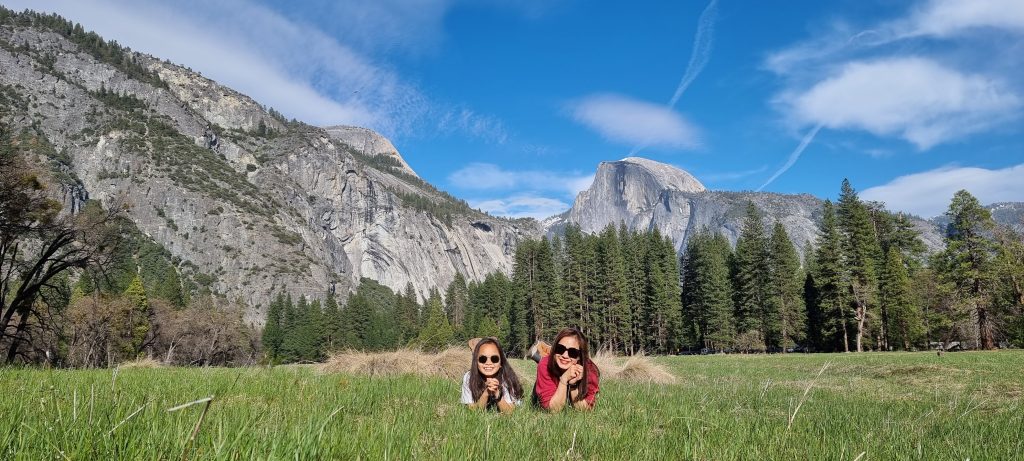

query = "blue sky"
[{"left": 8, "top": 0, "right": 1024, "bottom": 219}]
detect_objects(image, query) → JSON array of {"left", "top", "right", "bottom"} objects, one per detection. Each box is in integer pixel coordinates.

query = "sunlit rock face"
[
  {"left": 546, "top": 157, "right": 955, "bottom": 257},
  {"left": 0, "top": 23, "right": 538, "bottom": 323}
]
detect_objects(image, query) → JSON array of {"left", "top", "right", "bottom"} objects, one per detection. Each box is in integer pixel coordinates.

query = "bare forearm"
[
  {"left": 469, "top": 392, "right": 490, "bottom": 409},
  {"left": 572, "top": 399, "right": 592, "bottom": 411},
  {"left": 496, "top": 399, "right": 515, "bottom": 414},
  {"left": 547, "top": 382, "right": 569, "bottom": 412}
]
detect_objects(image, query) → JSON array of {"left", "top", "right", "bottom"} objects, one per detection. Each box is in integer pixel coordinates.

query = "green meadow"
[{"left": 2, "top": 351, "right": 1022, "bottom": 460}]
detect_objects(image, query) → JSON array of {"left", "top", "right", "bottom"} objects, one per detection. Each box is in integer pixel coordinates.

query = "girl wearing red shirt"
[{"left": 533, "top": 327, "right": 599, "bottom": 411}]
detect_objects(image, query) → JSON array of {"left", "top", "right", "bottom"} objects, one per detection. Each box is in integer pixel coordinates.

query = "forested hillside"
[{"left": 263, "top": 179, "right": 1024, "bottom": 359}]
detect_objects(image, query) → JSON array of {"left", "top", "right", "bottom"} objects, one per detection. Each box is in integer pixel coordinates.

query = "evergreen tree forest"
[{"left": 264, "top": 180, "right": 1024, "bottom": 362}]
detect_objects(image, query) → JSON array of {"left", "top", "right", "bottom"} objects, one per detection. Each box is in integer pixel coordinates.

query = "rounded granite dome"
[{"left": 617, "top": 157, "right": 706, "bottom": 193}]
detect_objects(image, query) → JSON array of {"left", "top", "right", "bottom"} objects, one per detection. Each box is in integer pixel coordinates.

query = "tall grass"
[{"left": 2, "top": 351, "right": 1022, "bottom": 460}]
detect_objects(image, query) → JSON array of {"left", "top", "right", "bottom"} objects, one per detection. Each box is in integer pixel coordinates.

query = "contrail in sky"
[
  {"left": 668, "top": 0, "right": 719, "bottom": 108},
  {"left": 757, "top": 123, "right": 823, "bottom": 191},
  {"left": 630, "top": 0, "right": 718, "bottom": 155}
]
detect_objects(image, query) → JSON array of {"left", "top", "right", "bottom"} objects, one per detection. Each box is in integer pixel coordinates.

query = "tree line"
[
  {"left": 261, "top": 180, "right": 1024, "bottom": 360},
  {"left": 262, "top": 225, "right": 687, "bottom": 358},
  {"left": 4, "top": 118, "right": 1022, "bottom": 366}
]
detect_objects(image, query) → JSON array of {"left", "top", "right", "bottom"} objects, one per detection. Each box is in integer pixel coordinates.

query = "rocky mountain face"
[
  {"left": 547, "top": 158, "right": 827, "bottom": 255},
  {"left": 4, "top": 11, "right": 1020, "bottom": 327},
  {"left": 0, "top": 13, "right": 537, "bottom": 323},
  {"left": 545, "top": 157, "right": 982, "bottom": 256}
]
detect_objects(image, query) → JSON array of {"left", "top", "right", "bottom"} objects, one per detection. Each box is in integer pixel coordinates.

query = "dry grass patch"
[
  {"left": 318, "top": 348, "right": 472, "bottom": 380},
  {"left": 592, "top": 350, "right": 677, "bottom": 384},
  {"left": 319, "top": 348, "right": 676, "bottom": 384},
  {"left": 118, "top": 357, "right": 164, "bottom": 369}
]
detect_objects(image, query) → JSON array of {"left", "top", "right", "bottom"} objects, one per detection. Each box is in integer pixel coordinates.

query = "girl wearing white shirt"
[{"left": 461, "top": 337, "right": 523, "bottom": 413}]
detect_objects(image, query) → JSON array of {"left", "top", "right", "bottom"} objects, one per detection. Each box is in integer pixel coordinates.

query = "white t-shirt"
[{"left": 461, "top": 371, "right": 522, "bottom": 406}]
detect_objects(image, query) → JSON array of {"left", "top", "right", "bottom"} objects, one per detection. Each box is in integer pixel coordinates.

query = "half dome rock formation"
[
  {"left": 551, "top": 158, "right": 830, "bottom": 256},
  {"left": 549, "top": 157, "right": 967, "bottom": 257},
  {"left": 565, "top": 157, "right": 707, "bottom": 234}
]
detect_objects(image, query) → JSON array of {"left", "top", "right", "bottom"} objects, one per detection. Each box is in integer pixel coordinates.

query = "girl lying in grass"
[
  {"left": 461, "top": 337, "right": 523, "bottom": 413},
  {"left": 532, "top": 327, "right": 599, "bottom": 412}
]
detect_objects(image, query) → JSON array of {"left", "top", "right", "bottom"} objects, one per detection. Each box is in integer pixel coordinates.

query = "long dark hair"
[
  {"left": 546, "top": 327, "right": 599, "bottom": 403},
  {"left": 469, "top": 338, "right": 523, "bottom": 402}
]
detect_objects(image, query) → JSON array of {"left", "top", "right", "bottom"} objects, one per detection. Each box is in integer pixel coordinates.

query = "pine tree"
[
  {"left": 620, "top": 222, "right": 647, "bottom": 354},
  {"left": 562, "top": 224, "right": 596, "bottom": 342},
  {"left": 767, "top": 222, "right": 805, "bottom": 350},
  {"left": 279, "top": 295, "right": 298, "bottom": 360},
  {"left": 537, "top": 237, "right": 565, "bottom": 341},
  {"left": 445, "top": 272, "right": 469, "bottom": 339},
  {"left": 681, "top": 230, "right": 736, "bottom": 351},
  {"left": 398, "top": 282, "right": 421, "bottom": 342},
  {"left": 122, "top": 273, "right": 151, "bottom": 358},
  {"left": 416, "top": 295, "right": 454, "bottom": 351},
  {"left": 261, "top": 293, "right": 285, "bottom": 361},
  {"left": 362, "top": 282, "right": 401, "bottom": 351},
  {"left": 511, "top": 237, "right": 564, "bottom": 352},
  {"left": 594, "top": 224, "right": 631, "bottom": 351},
  {"left": 680, "top": 233, "right": 701, "bottom": 350},
  {"left": 869, "top": 207, "right": 926, "bottom": 348},
  {"left": 153, "top": 264, "right": 185, "bottom": 308},
  {"left": 733, "top": 202, "right": 771, "bottom": 350},
  {"left": 660, "top": 234, "right": 684, "bottom": 352},
  {"left": 476, "top": 316, "right": 501, "bottom": 340},
  {"left": 307, "top": 298, "right": 325, "bottom": 360},
  {"left": 815, "top": 200, "right": 850, "bottom": 352},
  {"left": 837, "top": 179, "right": 881, "bottom": 352},
  {"left": 322, "top": 294, "right": 343, "bottom": 352},
  {"left": 282, "top": 295, "right": 314, "bottom": 361},
  {"left": 802, "top": 248, "right": 823, "bottom": 351},
  {"left": 510, "top": 240, "right": 534, "bottom": 352},
  {"left": 643, "top": 230, "right": 683, "bottom": 353},
  {"left": 993, "top": 227, "right": 1024, "bottom": 347},
  {"left": 938, "top": 190, "right": 998, "bottom": 349},
  {"left": 468, "top": 272, "right": 514, "bottom": 345},
  {"left": 880, "top": 247, "right": 923, "bottom": 350}
]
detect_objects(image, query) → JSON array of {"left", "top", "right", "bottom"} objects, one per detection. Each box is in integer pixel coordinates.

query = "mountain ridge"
[
  {"left": 546, "top": 156, "right": 1020, "bottom": 256},
  {"left": 0, "top": 9, "right": 537, "bottom": 322},
  {"left": 3, "top": 8, "right": 1021, "bottom": 326}
]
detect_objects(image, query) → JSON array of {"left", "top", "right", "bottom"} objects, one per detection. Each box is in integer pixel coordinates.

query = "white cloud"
[
  {"left": 862, "top": 164, "right": 1024, "bottom": 218},
  {"left": 471, "top": 195, "right": 571, "bottom": 220},
  {"left": 282, "top": 0, "right": 456, "bottom": 56},
  {"left": 437, "top": 108, "right": 508, "bottom": 144},
  {"left": 766, "top": 0, "right": 1024, "bottom": 76},
  {"left": 448, "top": 163, "right": 592, "bottom": 196},
  {"left": 903, "top": 0, "right": 1024, "bottom": 38},
  {"left": 8, "top": 0, "right": 518, "bottom": 142},
  {"left": 9, "top": 0, "right": 420, "bottom": 132},
  {"left": 568, "top": 94, "right": 701, "bottom": 150},
  {"left": 784, "top": 57, "right": 1019, "bottom": 149}
]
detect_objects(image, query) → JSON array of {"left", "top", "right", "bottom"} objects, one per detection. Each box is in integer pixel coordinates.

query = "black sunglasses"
[
  {"left": 553, "top": 344, "right": 581, "bottom": 359},
  {"left": 478, "top": 355, "right": 501, "bottom": 364}
]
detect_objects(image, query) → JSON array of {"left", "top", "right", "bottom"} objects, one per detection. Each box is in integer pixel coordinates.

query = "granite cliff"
[
  {"left": 545, "top": 157, "right": 966, "bottom": 256},
  {"left": 0, "top": 11, "right": 537, "bottom": 322}
]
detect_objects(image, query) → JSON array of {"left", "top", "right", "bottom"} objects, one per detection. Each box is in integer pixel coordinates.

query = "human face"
[
  {"left": 476, "top": 343, "right": 501, "bottom": 377},
  {"left": 554, "top": 335, "right": 581, "bottom": 370}
]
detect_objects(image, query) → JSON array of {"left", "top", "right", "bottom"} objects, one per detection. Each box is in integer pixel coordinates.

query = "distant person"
[
  {"left": 533, "top": 327, "right": 599, "bottom": 412},
  {"left": 461, "top": 337, "right": 523, "bottom": 413}
]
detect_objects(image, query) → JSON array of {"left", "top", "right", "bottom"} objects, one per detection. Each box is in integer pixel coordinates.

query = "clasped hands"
[{"left": 559, "top": 364, "right": 584, "bottom": 386}]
